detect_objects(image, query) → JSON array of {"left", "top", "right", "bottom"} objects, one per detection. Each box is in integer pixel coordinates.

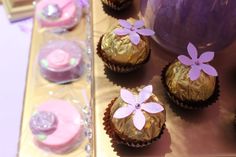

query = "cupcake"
[
  {"left": 162, "top": 42, "right": 219, "bottom": 109},
  {"left": 38, "top": 40, "right": 83, "bottom": 83},
  {"left": 36, "top": 0, "right": 82, "bottom": 31},
  {"left": 29, "top": 100, "right": 83, "bottom": 154},
  {"left": 104, "top": 85, "right": 166, "bottom": 147},
  {"left": 97, "top": 19, "right": 155, "bottom": 73},
  {"left": 101, "top": 0, "right": 132, "bottom": 11}
]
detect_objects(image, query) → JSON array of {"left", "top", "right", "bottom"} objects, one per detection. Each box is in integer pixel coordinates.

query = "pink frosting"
[
  {"left": 47, "top": 49, "right": 71, "bottom": 69},
  {"left": 34, "top": 100, "right": 83, "bottom": 153},
  {"left": 36, "top": 0, "right": 80, "bottom": 28}
]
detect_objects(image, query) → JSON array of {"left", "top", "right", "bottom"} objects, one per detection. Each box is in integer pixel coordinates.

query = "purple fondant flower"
[
  {"left": 178, "top": 42, "right": 218, "bottom": 81},
  {"left": 78, "top": 0, "right": 89, "bottom": 8},
  {"left": 113, "top": 85, "right": 164, "bottom": 130},
  {"left": 114, "top": 19, "right": 155, "bottom": 45}
]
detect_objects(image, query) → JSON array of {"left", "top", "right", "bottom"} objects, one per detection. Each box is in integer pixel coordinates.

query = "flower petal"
[
  {"left": 187, "top": 42, "right": 198, "bottom": 60},
  {"left": 133, "top": 110, "right": 145, "bottom": 130},
  {"left": 189, "top": 65, "right": 201, "bottom": 81},
  {"left": 138, "top": 85, "right": 153, "bottom": 104},
  {"left": 141, "top": 102, "right": 164, "bottom": 113},
  {"left": 114, "top": 28, "right": 130, "bottom": 36},
  {"left": 201, "top": 64, "right": 218, "bottom": 76},
  {"left": 178, "top": 55, "right": 193, "bottom": 66},
  {"left": 129, "top": 32, "right": 140, "bottom": 45},
  {"left": 199, "top": 51, "right": 215, "bottom": 63},
  {"left": 120, "top": 88, "right": 136, "bottom": 105},
  {"left": 136, "top": 29, "right": 155, "bottom": 36},
  {"left": 79, "top": 0, "right": 89, "bottom": 8},
  {"left": 134, "top": 20, "right": 144, "bottom": 29},
  {"left": 113, "top": 105, "right": 134, "bottom": 119},
  {"left": 118, "top": 19, "right": 132, "bottom": 29}
]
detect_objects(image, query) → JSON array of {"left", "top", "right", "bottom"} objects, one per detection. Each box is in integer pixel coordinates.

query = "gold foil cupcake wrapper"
[
  {"left": 103, "top": 98, "right": 165, "bottom": 148},
  {"left": 161, "top": 63, "right": 220, "bottom": 110},
  {"left": 101, "top": 0, "right": 132, "bottom": 11},
  {"left": 97, "top": 35, "right": 151, "bottom": 73}
]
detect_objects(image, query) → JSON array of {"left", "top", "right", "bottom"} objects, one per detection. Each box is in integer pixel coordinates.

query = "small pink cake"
[
  {"left": 30, "top": 100, "right": 83, "bottom": 154},
  {"left": 38, "top": 40, "right": 83, "bottom": 83},
  {"left": 36, "top": 0, "right": 82, "bottom": 30}
]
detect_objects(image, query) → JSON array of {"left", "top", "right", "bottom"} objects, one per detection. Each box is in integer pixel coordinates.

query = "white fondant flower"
[{"left": 113, "top": 85, "right": 164, "bottom": 130}]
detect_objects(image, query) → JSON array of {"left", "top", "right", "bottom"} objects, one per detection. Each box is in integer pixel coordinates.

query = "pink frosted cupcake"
[
  {"left": 38, "top": 40, "right": 83, "bottom": 83},
  {"left": 30, "top": 100, "right": 84, "bottom": 154},
  {"left": 36, "top": 0, "right": 82, "bottom": 31}
]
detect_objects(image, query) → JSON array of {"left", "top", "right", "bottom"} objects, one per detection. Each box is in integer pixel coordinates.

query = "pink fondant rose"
[
  {"left": 41, "top": 49, "right": 78, "bottom": 69},
  {"left": 113, "top": 85, "right": 164, "bottom": 130},
  {"left": 47, "top": 49, "right": 71, "bottom": 69}
]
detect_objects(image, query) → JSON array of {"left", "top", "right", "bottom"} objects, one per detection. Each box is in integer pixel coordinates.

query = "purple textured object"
[
  {"left": 30, "top": 111, "right": 57, "bottom": 135},
  {"left": 42, "top": 4, "right": 62, "bottom": 20},
  {"left": 113, "top": 85, "right": 164, "bottom": 130},
  {"left": 141, "top": 0, "right": 236, "bottom": 53},
  {"left": 114, "top": 19, "right": 155, "bottom": 45},
  {"left": 178, "top": 42, "right": 218, "bottom": 80},
  {"left": 38, "top": 40, "right": 83, "bottom": 83}
]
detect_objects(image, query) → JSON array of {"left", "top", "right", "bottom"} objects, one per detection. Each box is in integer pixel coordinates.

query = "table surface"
[
  {"left": 0, "top": 5, "right": 32, "bottom": 157},
  {"left": 93, "top": 1, "right": 236, "bottom": 157},
  {"left": 1, "top": 1, "right": 236, "bottom": 156}
]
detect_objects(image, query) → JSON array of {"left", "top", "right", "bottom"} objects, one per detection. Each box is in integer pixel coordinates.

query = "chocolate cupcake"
[
  {"left": 101, "top": 0, "right": 132, "bottom": 11},
  {"left": 103, "top": 85, "right": 166, "bottom": 147},
  {"left": 97, "top": 19, "right": 154, "bottom": 73},
  {"left": 162, "top": 42, "right": 219, "bottom": 109}
]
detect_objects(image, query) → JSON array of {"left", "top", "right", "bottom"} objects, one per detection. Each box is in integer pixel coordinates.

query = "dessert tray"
[{"left": 18, "top": 1, "right": 94, "bottom": 157}]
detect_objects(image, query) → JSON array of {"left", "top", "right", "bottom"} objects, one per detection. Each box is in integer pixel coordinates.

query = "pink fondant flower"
[
  {"left": 114, "top": 19, "right": 155, "bottom": 45},
  {"left": 178, "top": 42, "right": 218, "bottom": 81},
  {"left": 113, "top": 85, "right": 164, "bottom": 130}
]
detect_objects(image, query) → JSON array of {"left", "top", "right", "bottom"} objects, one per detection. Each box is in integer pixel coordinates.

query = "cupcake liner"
[
  {"left": 161, "top": 63, "right": 220, "bottom": 110},
  {"left": 101, "top": 0, "right": 132, "bottom": 11},
  {"left": 97, "top": 35, "right": 151, "bottom": 73},
  {"left": 103, "top": 98, "right": 165, "bottom": 148},
  {"left": 234, "top": 114, "right": 236, "bottom": 127}
]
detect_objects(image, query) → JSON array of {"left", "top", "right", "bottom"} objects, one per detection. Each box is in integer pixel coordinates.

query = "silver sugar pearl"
[
  {"left": 82, "top": 106, "right": 91, "bottom": 116},
  {"left": 135, "top": 104, "right": 141, "bottom": 109},
  {"left": 84, "top": 117, "right": 91, "bottom": 126},
  {"left": 85, "top": 128, "right": 92, "bottom": 139},
  {"left": 42, "top": 4, "right": 62, "bottom": 20}
]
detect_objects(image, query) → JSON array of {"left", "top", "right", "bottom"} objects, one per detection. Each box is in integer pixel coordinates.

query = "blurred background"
[{"left": 0, "top": 0, "right": 33, "bottom": 156}]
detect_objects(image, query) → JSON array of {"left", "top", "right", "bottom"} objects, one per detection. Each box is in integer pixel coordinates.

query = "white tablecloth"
[{"left": 0, "top": 6, "right": 32, "bottom": 157}]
